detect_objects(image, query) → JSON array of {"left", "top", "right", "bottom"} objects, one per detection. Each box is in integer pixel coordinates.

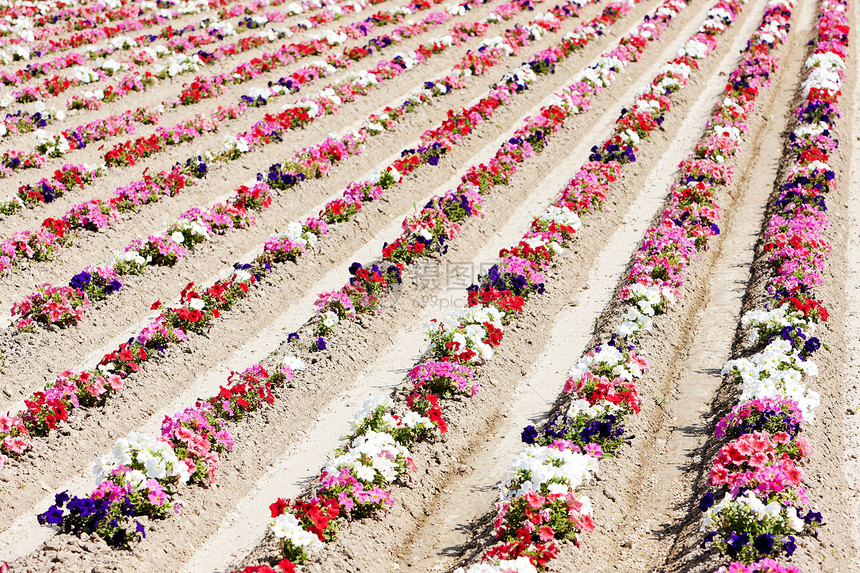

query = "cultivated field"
[{"left": 0, "top": 0, "right": 858, "bottom": 570}]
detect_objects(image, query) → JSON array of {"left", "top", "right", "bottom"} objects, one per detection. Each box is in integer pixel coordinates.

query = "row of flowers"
[
  {"left": 1, "top": 0, "right": 436, "bottom": 111},
  {"left": 2, "top": 0, "right": 584, "bottom": 328},
  {"left": 0, "top": 0, "right": 372, "bottom": 79},
  {"left": 2, "top": 0, "right": 216, "bottom": 32},
  {"left": 8, "top": 0, "right": 385, "bottom": 108},
  {"left": 95, "top": 11, "right": 477, "bottom": 168},
  {"left": 0, "top": 0, "right": 596, "bottom": 460},
  {"left": 0, "top": 0, "right": 216, "bottom": 44},
  {"left": 0, "top": 1, "right": 465, "bottom": 156},
  {"left": 0, "top": 0, "right": 478, "bottom": 213},
  {"left": 0, "top": 0, "right": 505, "bottom": 271},
  {"left": 295, "top": 0, "right": 690, "bottom": 350},
  {"left": 0, "top": 0, "right": 429, "bottom": 110},
  {"left": 0, "top": 0, "right": 286, "bottom": 61},
  {"left": 0, "top": 0, "right": 370, "bottom": 135},
  {"left": 698, "top": 0, "right": 847, "bottom": 570},
  {"left": 257, "top": 0, "right": 628, "bottom": 350},
  {"left": 35, "top": 350, "right": 310, "bottom": 546},
  {"left": 0, "top": 0, "right": 142, "bottom": 33},
  {"left": 453, "top": 0, "right": 809, "bottom": 569},
  {"left": 0, "top": 0, "right": 216, "bottom": 61},
  {"left": 0, "top": 0, "right": 366, "bottom": 131}
]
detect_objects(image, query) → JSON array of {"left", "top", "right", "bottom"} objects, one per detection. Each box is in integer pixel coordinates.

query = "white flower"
[
  {"left": 281, "top": 355, "right": 306, "bottom": 372},
  {"left": 92, "top": 455, "right": 119, "bottom": 483},
  {"left": 126, "top": 470, "right": 146, "bottom": 489},
  {"left": 171, "top": 231, "right": 185, "bottom": 244},
  {"left": 223, "top": 135, "right": 251, "bottom": 154},
  {"left": 615, "top": 308, "right": 652, "bottom": 338},
  {"left": 723, "top": 339, "right": 821, "bottom": 420},
  {"left": 501, "top": 445, "right": 599, "bottom": 499},
  {"left": 118, "top": 250, "right": 147, "bottom": 266},
  {"left": 100, "top": 431, "right": 183, "bottom": 488},
  {"left": 143, "top": 453, "right": 168, "bottom": 479},
  {"left": 679, "top": 39, "right": 709, "bottom": 59},
  {"left": 270, "top": 512, "right": 321, "bottom": 551},
  {"left": 786, "top": 506, "right": 804, "bottom": 532},
  {"left": 322, "top": 310, "right": 339, "bottom": 329},
  {"left": 401, "top": 410, "right": 429, "bottom": 428}
]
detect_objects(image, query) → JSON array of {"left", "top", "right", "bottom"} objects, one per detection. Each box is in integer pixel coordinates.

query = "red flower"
[
  {"left": 269, "top": 498, "right": 288, "bottom": 518},
  {"left": 482, "top": 323, "right": 503, "bottom": 346},
  {"left": 118, "top": 346, "right": 134, "bottom": 363}
]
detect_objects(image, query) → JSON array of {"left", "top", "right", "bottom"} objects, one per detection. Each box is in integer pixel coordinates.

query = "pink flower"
[
  {"left": 147, "top": 481, "right": 168, "bottom": 506},
  {"left": 107, "top": 375, "right": 123, "bottom": 390},
  {"left": 174, "top": 426, "right": 195, "bottom": 443},
  {"left": 338, "top": 492, "right": 355, "bottom": 511},
  {"left": 538, "top": 525, "right": 554, "bottom": 542},
  {"left": 2, "top": 436, "right": 29, "bottom": 454}
]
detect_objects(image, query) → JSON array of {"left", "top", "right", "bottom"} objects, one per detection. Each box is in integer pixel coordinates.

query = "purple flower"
[
  {"left": 802, "top": 510, "right": 823, "bottom": 525},
  {"left": 521, "top": 425, "right": 538, "bottom": 444},
  {"left": 726, "top": 531, "right": 749, "bottom": 557},
  {"left": 698, "top": 492, "right": 715, "bottom": 512},
  {"left": 37, "top": 504, "right": 65, "bottom": 526},
  {"left": 804, "top": 337, "right": 820, "bottom": 354},
  {"left": 753, "top": 533, "right": 774, "bottom": 555},
  {"left": 783, "top": 535, "right": 797, "bottom": 555},
  {"left": 69, "top": 271, "right": 92, "bottom": 290}
]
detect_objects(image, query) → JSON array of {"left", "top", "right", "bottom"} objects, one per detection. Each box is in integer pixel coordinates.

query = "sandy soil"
[{"left": 1, "top": 0, "right": 858, "bottom": 570}]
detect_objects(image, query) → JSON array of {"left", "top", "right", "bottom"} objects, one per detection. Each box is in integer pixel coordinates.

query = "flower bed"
[
  {"left": 696, "top": 0, "right": 847, "bottom": 569},
  {"left": 0, "top": 0, "right": 607, "bottom": 463},
  {"left": 3, "top": 0, "right": 594, "bottom": 329}
]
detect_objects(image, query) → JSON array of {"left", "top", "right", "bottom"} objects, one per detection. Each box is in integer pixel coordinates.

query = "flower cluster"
[
  {"left": 37, "top": 361, "right": 299, "bottom": 543},
  {"left": 261, "top": 385, "right": 452, "bottom": 566},
  {"left": 10, "top": 282, "right": 90, "bottom": 330},
  {"left": 424, "top": 305, "right": 505, "bottom": 364},
  {"left": 700, "top": 490, "right": 821, "bottom": 563}
]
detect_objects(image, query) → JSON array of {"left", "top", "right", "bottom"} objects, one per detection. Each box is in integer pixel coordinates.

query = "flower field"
[{"left": 0, "top": 0, "right": 858, "bottom": 569}]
